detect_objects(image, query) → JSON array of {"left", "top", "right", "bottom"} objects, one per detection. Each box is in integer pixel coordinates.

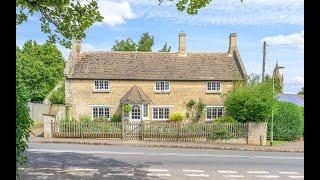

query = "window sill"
[
  {"left": 205, "top": 91, "right": 221, "bottom": 94},
  {"left": 93, "top": 90, "right": 110, "bottom": 93},
  {"left": 154, "top": 91, "right": 171, "bottom": 94},
  {"left": 152, "top": 119, "right": 169, "bottom": 121}
]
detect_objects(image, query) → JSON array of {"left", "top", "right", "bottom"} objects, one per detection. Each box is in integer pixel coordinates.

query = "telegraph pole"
[{"left": 262, "top": 41, "right": 266, "bottom": 81}]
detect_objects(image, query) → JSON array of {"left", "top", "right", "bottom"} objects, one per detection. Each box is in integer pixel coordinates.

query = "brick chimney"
[
  {"left": 178, "top": 31, "right": 186, "bottom": 56},
  {"left": 228, "top": 33, "right": 237, "bottom": 55}
]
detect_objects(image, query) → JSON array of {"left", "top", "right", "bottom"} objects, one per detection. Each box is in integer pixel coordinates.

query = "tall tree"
[
  {"left": 112, "top": 38, "right": 137, "bottom": 51},
  {"left": 137, "top": 32, "right": 154, "bottom": 52},
  {"left": 17, "top": 41, "right": 65, "bottom": 102},
  {"left": 112, "top": 32, "right": 155, "bottom": 52},
  {"left": 159, "top": 42, "right": 171, "bottom": 52},
  {"left": 16, "top": 0, "right": 103, "bottom": 48},
  {"left": 159, "top": 0, "right": 243, "bottom": 15},
  {"left": 298, "top": 87, "right": 304, "bottom": 95}
]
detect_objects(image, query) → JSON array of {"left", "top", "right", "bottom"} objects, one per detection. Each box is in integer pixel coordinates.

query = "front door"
[{"left": 131, "top": 104, "right": 141, "bottom": 121}]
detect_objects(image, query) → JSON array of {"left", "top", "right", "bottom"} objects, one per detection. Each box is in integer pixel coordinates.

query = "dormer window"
[
  {"left": 155, "top": 81, "right": 170, "bottom": 92},
  {"left": 206, "top": 81, "right": 221, "bottom": 93},
  {"left": 93, "top": 80, "right": 109, "bottom": 91}
]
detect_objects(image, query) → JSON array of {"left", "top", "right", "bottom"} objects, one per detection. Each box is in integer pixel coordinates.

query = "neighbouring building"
[{"left": 64, "top": 32, "right": 247, "bottom": 122}]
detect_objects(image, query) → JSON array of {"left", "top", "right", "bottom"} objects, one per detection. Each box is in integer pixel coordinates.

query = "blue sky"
[{"left": 16, "top": 0, "right": 304, "bottom": 94}]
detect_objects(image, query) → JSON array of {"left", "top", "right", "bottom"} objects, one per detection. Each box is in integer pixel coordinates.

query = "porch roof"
[{"left": 120, "top": 85, "right": 151, "bottom": 104}]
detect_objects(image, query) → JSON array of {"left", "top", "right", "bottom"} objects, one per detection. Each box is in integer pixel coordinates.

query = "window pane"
[
  {"left": 165, "top": 82, "right": 169, "bottom": 90},
  {"left": 159, "top": 108, "right": 164, "bottom": 119},
  {"left": 143, "top": 104, "right": 148, "bottom": 117},
  {"left": 212, "top": 108, "right": 217, "bottom": 118},
  {"left": 164, "top": 108, "right": 169, "bottom": 119},
  {"left": 207, "top": 82, "right": 211, "bottom": 91},
  {"left": 93, "top": 107, "right": 98, "bottom": 119},
  {"left": 153, "top": 108, "right": 158, "bottom": 119},
  {"left": 217, "top": 108, "right": 223, "bottom": 117},
  {"left": 160, "top": 81, "right": 164, "bottom": 90},
  {"left": 206, "top": 108, "right": 211, "bottom": 119}
]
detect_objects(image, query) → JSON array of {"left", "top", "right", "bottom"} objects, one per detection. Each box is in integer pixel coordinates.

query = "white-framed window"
[
  {"left": 152, "top": 107, "right": 170, "bottom": 120},
  {"left": 155, "top": 81, "right": 170, "bottom": 92},
  {"left": 206, "top": 81, "right": 221, "bottom": 92},
  {"left": 93, "top": 80, "right": 109, "bottom": 91},
  {"left": 92, "top": 106, "right": 110, "bottom": 120},
  {"left": 206, "top": 106, "right": 224, "bottom": 120},
  {"left": 131, "top": 105, "right": 141, "bottom": 120},
  {"left": 143, "top": 104, "right": 148, "bottom": 118}
]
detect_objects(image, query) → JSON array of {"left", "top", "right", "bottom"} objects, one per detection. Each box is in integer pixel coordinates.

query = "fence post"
[
  {"left": 141, "top": 121, "right": 144, "bottom": 141},
  {"left": 178, "top": 122, "right": 181, "bottom": 142},
  {"left": 121, "top": 120, "right": 125, "bottom": 140},
  {"left": 43, "top": 114, "right": 55, "bottom": 138},
  {"left": 247, "top": 122, "right": 267, "bottom": 145}
]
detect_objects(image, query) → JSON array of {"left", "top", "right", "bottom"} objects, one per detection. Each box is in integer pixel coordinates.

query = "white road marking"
[
  {"left": 288, "top": 175, "right": 304, "bottom": 179},
  {"left": 65, "top": 168, "right": 97, "bottom": 171},
  {"left": 38, "top": 167, "right": 62, "bottom": 171},
  {"left": 253, "top": 156, "right": 303, "bottom": 160},
  {"left": 27, "top": 149, "right": 303, "bottom": 160},
  {"left": 218, "top": 170, "right": 238, "bottom": 174},
  {"left": 223, "top": 175, "right": 245, "bottom": 178},
  {"left": 247, "top": 171, "right": 269, "bottom": 174},
  {"left": 103, "top": 173, "right": 134, "bottom": 177},
  {"left": 183, "top": 169, "right": 204, "bottom": 173},
  {"left": 256, "top": 175, "right": 280, "bottom": 178},
  {"left": 279, "top": 172, "right": 300, "bottom": 174},
  {"left": 27, "top": 172, "right": 54, "bottom": 176},
  {"left": 145, "top": 169, "right": 169, "bottom": 172},
  {"left": 186, "top": 174, "right": 209, "bottom": 177},
  {"left": 146, "top": 173, "right": 171, "bottom": 177}
]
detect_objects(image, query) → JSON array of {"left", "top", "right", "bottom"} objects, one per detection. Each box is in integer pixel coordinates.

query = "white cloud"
[
  {"left": 286, "top": 75, "right": 304, "bottom": 86},
  {"left": 82, "top": 43, "right": 96, "bottom": 51},
  {"left": 127, "top": 0, "right": 303, "bottom": 25},
  {"left": 96, "top": 0, "right": 136, "bottom": 26},
  {"left": 262, "top": 30, "right": 304, "bottom": 50}
]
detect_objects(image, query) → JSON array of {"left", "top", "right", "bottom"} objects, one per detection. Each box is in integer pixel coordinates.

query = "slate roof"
[
  {"left": 67, "top": 50, "right": 246, "bottom": 81},
  {"left": 276, "top": 94, "right": 304, "bottom": 106},
  {"left": 120, "top": 85, "right": 152, "bottom": 104}
]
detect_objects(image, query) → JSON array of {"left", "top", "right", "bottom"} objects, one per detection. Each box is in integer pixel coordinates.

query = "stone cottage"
[{"left": 64, "top": 32, "right": 247, "bottom": 122}]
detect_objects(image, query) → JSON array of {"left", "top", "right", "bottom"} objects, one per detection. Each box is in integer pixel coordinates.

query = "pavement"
[
  {"left": 20, "top": 143, "right": 304, "bottom": 180},
  {"left": 28, "top": 137, "right": 304, "bottom": 153}
]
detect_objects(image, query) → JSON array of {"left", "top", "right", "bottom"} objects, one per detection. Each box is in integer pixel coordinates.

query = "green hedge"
[
  {"left": 214, "top": 116, "right": 238, "bottom": 123},
  {"left": 225, "top": 82, "right": 274, "bottom": 123},
  {"left": 268, "top": 101, "right": 304, "bottom": 141},
  {"left": 49, "top": 84, "right": 65, "bottom": 104}
]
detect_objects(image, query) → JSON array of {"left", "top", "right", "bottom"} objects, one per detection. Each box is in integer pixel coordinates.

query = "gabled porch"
[{"left": 120, "top": 85, "right": 151, "bottom": 122}]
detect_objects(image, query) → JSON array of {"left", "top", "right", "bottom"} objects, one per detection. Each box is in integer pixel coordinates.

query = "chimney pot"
[
  {"left": 178, "top": 31, "right": 186, "bottom": 56},
  {"left": 228, "top": 33, "right": 237, "bottom": 54}
]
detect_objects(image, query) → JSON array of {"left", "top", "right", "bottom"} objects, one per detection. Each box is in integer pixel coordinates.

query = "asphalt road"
[{"left": 20, "top": 143, "right": 304, "bottom": 180}]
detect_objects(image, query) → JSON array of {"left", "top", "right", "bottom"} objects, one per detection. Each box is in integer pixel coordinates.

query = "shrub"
[
  {"left": 123, "top": 104, "right": 132, "bottom": 112},
  {"left": 79, "top": 115, "right": 91, "bottom": 123},
  {"left": 225, "top": 82, "right": 274, "bottom": 123},
  {"left": 169, "top": 112, "right": 184, "bottom": 122},
  {"left": 186, "top": 99, "right": 206, "bottom": 122},
  {"left": 214, "top": 116, "right": 238, "bottom": 123},
  {"left": 49, "top": 84, "right": 65, "bottom": 104},
  {"left": 111, "top": 114, "right": 121, "bottom": 123},
  {"left": 268, "top": 101, "right": 304, "bottom": 141}
]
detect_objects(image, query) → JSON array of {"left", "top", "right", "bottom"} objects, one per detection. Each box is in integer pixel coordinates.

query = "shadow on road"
[{"left": 20, "top": 151, "right": 164, "bottom": 180}]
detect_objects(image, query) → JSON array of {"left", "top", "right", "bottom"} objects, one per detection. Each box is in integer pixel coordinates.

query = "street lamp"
[{"left": 270, "top": 65, "right": 285, "bottom": 146}]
